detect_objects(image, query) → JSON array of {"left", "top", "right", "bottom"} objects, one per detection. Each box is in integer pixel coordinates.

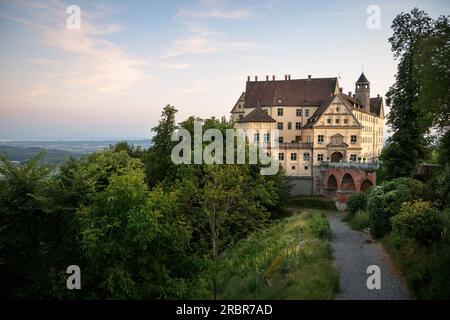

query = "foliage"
[
  {"left": 78, "top": 163, "right": 196, "bottom": 299},
  {"left": 367, "top": 177, "right": 424, "bottom": 238},
  {"left": 0, "top": 154, "right": 80, "bottom": 298},
  {"left": 391, "top": 201, "right": 444, "bottom": 245},
  {"left": 413, "top": 15, "right": 450, "bottom": 134},
  {"left": 109, "top": 141, "right": 144, "bottom": 158},
  {"left": 436, "top": 164, "right": 450, "bottom": 208},
  {"left": 143, "top": 105, "right": 179, "bottom": 186},
  {"left": 384, "top": 234, "right": 450, "bottom": 299},
  {"left": 288, "top": 196, "right": 336, "bottom": 210},
  {"left": 217, "top": 211, "right": 339, "bottom": 299},
  {"left": 346, "top": 192, "right": 367, "bottom": 216},
  {"left": 196, "top": 164, "right": 268, "bottom": 299},
  {"left": 381, "top": 8, "right": 436, "bottom": 178},
  {"left": 348, "top": 210, "right": 370, "bottom": 231}
]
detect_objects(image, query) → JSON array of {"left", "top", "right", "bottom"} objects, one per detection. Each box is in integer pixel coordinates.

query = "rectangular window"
[
  {"left": 278, "top": 136, "right": 284, "bottom": 143},
  {"left": 295, "top": 135, "right": 302, "bottom": 142},
  {"left": 336, "top": 106, "right": 340, "bottom": 112},
  {"left": 317, "top": 154, "right": 324, "bottom": 162},
  {"left": 351, "top": 135, "right": 357, "bottom": 144},
  {"left": 295, "top": 122, "right": 302, "bottom": 130},
  {"left": 296, "top": 109, "right": 302, "bottom": 117},
  {"left": 288, "top": 122, "right": 292, "bottom": 130},
  {"left": 336, "top": 119, "right": 340, "bottom": 124},
  {"left": 254, "top": 133, "right": 259, "bottom": 143},
  {"left": 305, "top": 109, "right": 310, "bottom": 117},
  {"left": 263, "top": 133, "right": 270, "bottom": 143},
  {"left": 304, "top": 166, "right": 309, "bottom": 170},
  {"left": 279, "top": 153, "right": 284, "bottom": 160},
  {"left": 303, "top": 153, "right": 310, "bottom": 161},
  {"left": 327, "top": 118, "right": 331, "bottom": 124},
  {"left": 344, "top": 118, "right": 348, "bottom": 124},
  {"left": 318, "top": 135, "right": 324, "bottom": 143},
  {"left": 277, "top": 108, "right": 283, "bottom": 116},
  {"left": 350, "top": 154, "right": 357, "bottom": 162},
  {"left": 239, "top": 114, "right": 243, "bottom": 120},
  {"left": 291, "top": 153, "right": 297, "bottom": 161},
  {"left": 277, "top": 122, "right": 283, "bottom": 130}
]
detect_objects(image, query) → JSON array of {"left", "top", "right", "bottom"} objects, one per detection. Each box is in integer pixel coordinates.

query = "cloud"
[
  {"left": 26, "top": 84, "right": 49, "bottom": 97},
  {"left": 157, "top": 62, "right": 192, "bottom": 70},
  {"left": 164, "top": 2, "right": 259, "bottom": 58},
  {"left": 163, "top": 23, "right": 254, "bottom": 58},
  {"left": 176, "top": 8, "right": 251, "bottom": 20},
  {"left": 0, "top": 0, "right": 149, "bottom": 98},
  {"left": 180, "top": 80, "right": 212, "bottom": 94},
  {"left": 164, "top": 34, "right": 254, "bottom": 57}
]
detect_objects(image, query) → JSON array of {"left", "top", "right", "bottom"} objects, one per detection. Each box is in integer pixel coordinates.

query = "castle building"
[{"left": 231, "top": 73, "right": 384, "bottom": 178}]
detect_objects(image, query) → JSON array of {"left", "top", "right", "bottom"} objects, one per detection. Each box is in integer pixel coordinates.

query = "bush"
[
  {"left": 288, "top": 196, "right": 336, "bottom": 210},
  {"left": 383, "top": 236, "right": 450, "bottom": 299},
  {"left": 305, "top": 211, "right": 331, "bottom": 240},
  {"left": 346, "top": 192, "right": 367, "bottom": 215},
  {"left": 347, "top": 210, "right": 370, "bottom": 231},
  {"left": 391, "top": 201, "right": 444, "bottom": 245},
  {"left": 367, "top": 177, "right": 424, "bottom": 238}
]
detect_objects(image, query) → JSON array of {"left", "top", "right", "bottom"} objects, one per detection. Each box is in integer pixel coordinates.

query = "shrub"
[
  {"left": 391, "top": 201, "right": 444, "bottom": 245},
  {"left": 346, "top": 192, "right": 367, "bottom": 216},
  {"left": 347, "top": 210, "right": 370, "bottom": 231},
  {"left": 384, "top": 236, "right": 450, "bottom": 299},
  {"left": 288, "top": 196, "right": 336, "bottom": 210},
  {"left": 305, "top": 211, "right": 331, "bottom": 240},
  {"left": 367, "top": 177, "right": 424, "bottom": 238}
]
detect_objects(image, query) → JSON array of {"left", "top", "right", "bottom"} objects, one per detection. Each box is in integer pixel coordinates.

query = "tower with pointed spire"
[{"left": 355, "top": 72, "right": 370, "bottom": 111}]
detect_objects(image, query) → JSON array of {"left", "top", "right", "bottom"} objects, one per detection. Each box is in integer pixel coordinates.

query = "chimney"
[
  {"left": 255, "top": 76, "right": 258, "bottom": 81},
  {"left": 339, "top": 87, "right": 343, "bottom": 93},
  {"left": 308, "top": 75, "right": 312, "bottom": 80},
  {"left": 266, "top": 75, "right": 269, "bottom": 81},
  {"left": 348, "top": 91, "right": 352, "bottom": 97},
  {"left": 272, "top": 75, "right": 275, "bottom": 81},
  {"left": 377, "top": 94, "right": 380, "bottom": 98},
  {"left": 247, "top": 76, "right": 250, "bottom": 82},
  {"left": 352, "top": 94, "right": 355, "bottom": 98},
  {"left": 285, "top": 74, "right": 288, "bottom": 80},
  {"left": 288, "top": 74, "right": 291, "bottom": 80}
]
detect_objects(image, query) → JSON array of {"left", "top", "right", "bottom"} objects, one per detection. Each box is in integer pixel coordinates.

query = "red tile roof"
[
  {"left": 244, "top": 77, "right": 338, "bottom": 108},
  {"left": 370, "top": 97, "right": 383, "bottom": 117},
  {"left": 238, "top": 106, "right": 276, "bottom": 123}
]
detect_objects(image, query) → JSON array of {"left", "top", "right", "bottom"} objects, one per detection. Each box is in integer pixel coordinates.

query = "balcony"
[{"left": 319, "top": 161, "right": 380, "bottom": 171}]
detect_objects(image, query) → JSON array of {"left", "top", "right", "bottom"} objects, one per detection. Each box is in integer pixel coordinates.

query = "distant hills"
[{"left": 0, "top": 140, "right": 151, "bottom": 164}]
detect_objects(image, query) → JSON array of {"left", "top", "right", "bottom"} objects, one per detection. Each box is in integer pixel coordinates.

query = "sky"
[{"left": 0, "top": 0, "right": 449, "bottom": 140}]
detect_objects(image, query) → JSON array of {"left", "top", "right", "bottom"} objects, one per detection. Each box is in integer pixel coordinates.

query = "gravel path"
[{"left": 326, "top": 211, "right": 411, "bottom": 300}]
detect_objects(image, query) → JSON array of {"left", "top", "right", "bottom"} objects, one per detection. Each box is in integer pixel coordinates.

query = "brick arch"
[
  {"left": 361, "top": 179, "right": 374, "bottom": 192},
  {"left": 322, "top": 168, "right": 377, "bottom": 193},
  {"left": 327, "top": 175, "right": 338, "bottom": 190},
  {"left": 341, "top": 173, "right": 356, "bottom": 191}
]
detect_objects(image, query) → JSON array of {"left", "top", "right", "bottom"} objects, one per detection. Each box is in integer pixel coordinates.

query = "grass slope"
[{"left": 218, "top": 210, "right": 339, "bottom": 299}]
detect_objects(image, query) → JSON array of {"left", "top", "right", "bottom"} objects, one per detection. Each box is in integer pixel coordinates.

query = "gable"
[
  {"left": 230, "top": 92, "right": 245, "bottom": 114},
  {"left": 312, "top": 94, "right": 361, "bottom": 127}
]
